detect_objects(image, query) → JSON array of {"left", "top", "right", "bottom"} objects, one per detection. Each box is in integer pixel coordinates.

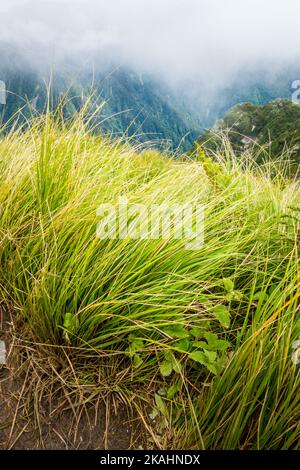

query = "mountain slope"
[
  {"left": 0, "top": 65, "right": 202, "bottom": 151},
  {"left": 196, "top": 99, "right": 300, "bottom": 168},
  {"left": 188, "top": 66, "right": 300, "bottom": 131}
]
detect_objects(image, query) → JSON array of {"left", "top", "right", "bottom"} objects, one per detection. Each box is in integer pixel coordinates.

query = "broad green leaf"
[
  {"left": 167, "top": 382, "right": 180, "bottom": 399},
  {"left": 164, "top": 350, "right": 182, "bottom": 374},
  {"left": 128, "top": 337, "right": 144, "bottom": 357},
  {"left": 203, "top": 332, "right": 218, "bottom": 348},
  {"left": 203, "top": 332, "right": 231, "bottom": 351},
  {"left": 215, "top": 339, "right": 231, "bottom": 351},
  {"left": 190, "top": 326, "right": 204, "bottom": 338},
  {"left": 212, "top": 305, "right": 231, "bottom": 328},
  {"left": 223, "top": 278, "right": 234, "bottom": 293},
  {"left": 189, "top": 350, "right": 207, "bottom": 364},
  {"left": 174, "top": 338, "right": 190, "bottom": 352},
  {"left": 204, "top": 349, "right": 217, "bottom": 362},
  {"left": 63, "top": 312, "right": 72, "bottom": 329},
  {"left": 164, "top": 350, "right": 175, "bottom": 363},
  {"left": 172, "top": 358, "right": 182, "bottom": 374},
  {"left": 149, "top": 408, "right": 159, "bottom": 420},
  {"left": 192, "top": 340, "right": 208, "bottom": 349},
  {"left": 160, "top": 359, "right": 173, "bottom": 377},
  {"left": 133, "top": 353, "right": 143, "bottom": 368},
  {"left": 163, "top": 325, "right": 189, "bottom": 338},
  {"left": 63, "top": 312, "right": 79, "bottom": 331},
  {"left": 189, "top": 351, "right": 218, "bottom": 375},
  {"left": 205, "top": 362, "right": 218, "bottom": 375}
]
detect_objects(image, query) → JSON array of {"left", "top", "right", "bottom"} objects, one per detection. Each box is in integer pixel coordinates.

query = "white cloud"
[{"left": 0, "top": 0, "right": 299, "bottom": 85}]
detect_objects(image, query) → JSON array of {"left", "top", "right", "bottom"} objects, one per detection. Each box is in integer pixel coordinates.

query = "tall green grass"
[{"left": 0, "top": 110, "right": 299, "bottom": 449}]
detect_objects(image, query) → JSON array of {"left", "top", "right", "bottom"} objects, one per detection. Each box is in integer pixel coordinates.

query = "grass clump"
[{"left": 0, "top": 110, "right": 300, "bottom": 449}]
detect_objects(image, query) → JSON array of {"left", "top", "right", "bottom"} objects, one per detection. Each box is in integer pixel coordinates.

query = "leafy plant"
[{"left": 0, "top": 109, "right": 299, "bottom": 450}]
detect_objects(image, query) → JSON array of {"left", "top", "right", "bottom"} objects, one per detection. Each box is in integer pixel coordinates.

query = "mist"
[{"left": 0, "top": 0, "right": 300, "bottom": 88}]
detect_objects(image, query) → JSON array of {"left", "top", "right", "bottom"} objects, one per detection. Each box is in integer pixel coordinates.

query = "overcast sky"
[{"left": 0, "top": 0, "right": 300, "bottom": 85}]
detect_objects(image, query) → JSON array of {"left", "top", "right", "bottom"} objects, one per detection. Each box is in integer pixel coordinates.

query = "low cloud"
[{"left": 0, "top": 0, "right": 299, "bottom": 86}]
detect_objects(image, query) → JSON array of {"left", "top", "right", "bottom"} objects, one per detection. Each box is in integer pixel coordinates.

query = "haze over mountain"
[
  {"left": 2, "top": 0, "right": 300, "bottom": 84},
  {"left": 1, "top": 0, "right": 300, "bottom": 149}
]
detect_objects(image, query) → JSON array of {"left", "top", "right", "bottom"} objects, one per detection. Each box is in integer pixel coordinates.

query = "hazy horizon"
[{"left": 0, "top": 0, "right": 300, "bottom": 90}]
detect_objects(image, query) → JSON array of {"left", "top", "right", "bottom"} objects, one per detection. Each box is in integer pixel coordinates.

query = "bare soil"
[{"left": 0, "top": 305, "right": 145, "bottom": 450}]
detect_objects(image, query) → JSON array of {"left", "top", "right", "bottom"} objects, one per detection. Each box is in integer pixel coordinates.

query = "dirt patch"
[
  {"left": 0, "top": 304, "right": 146, "bottom": 450},
  {"left": 0, "top": 398, "right": 142, "bottom": 450}
]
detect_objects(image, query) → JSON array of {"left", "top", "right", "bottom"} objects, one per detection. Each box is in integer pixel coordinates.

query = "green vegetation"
[
  {"left": 197, "top": 100, "right": 300, "bottom": 175},
  {"left": 0, "top": 66, "right": 202, "bottom": 151},
  {"left": 0, "top": 108, "right": 300, "bottom": 449}
]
